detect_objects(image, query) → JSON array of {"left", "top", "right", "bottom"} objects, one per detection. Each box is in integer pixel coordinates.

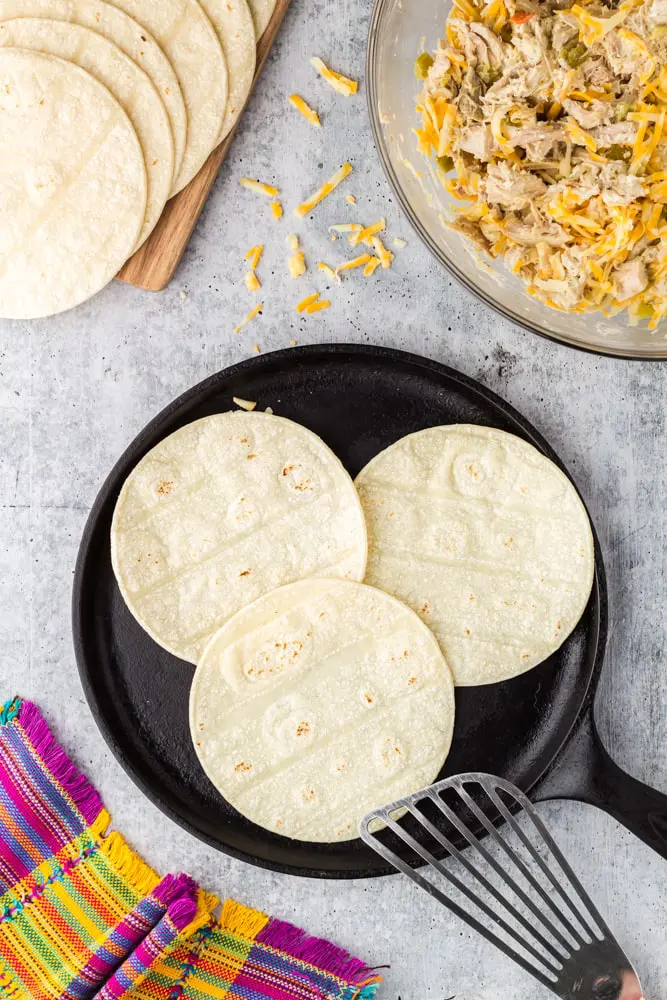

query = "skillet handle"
[{"left": 532, "top": 707, "right": 667, "bottom": 861}]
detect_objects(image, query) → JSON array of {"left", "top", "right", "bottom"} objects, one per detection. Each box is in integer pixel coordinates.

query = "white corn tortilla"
[
  {"left": 111, "top": 411, "right": 368, "bottom": 664},
  {"left": 106, "top": 0, "right": 228, "bottom": 194},
  {"left": 190, "top": 579, "right": 456, "bottom": 842},
  {"left": 198, "top": 0, "right": 255, "bottom": 141},
  {"left": 246, "top": 0, "right": 274, "bottom": 38},
  {"left": 0, "top": 19, "right": 173, "bottom": 248},
  {"left": 0, "top": 0, "right": 187, "bottom": 183},
  {"left": 0, "top": 48, "right": 146, "bottom": 319},
  {"left": 355, "top": 424, "right": 595, "bottom": 686}
]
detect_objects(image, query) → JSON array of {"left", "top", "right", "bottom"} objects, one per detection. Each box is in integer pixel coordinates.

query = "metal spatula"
[{"left": 360, "top": 773, "right": 644, "bottom": 1000}]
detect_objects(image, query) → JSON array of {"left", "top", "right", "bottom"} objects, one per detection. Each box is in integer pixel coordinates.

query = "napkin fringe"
[
  {"left": 13, "top": 698, "right": 104, "bottom": 827},
  {"left": 99, "top": 830, "right": 160, "bottom": 898},
  {"left": 257, "top": 918, "right": 383, "bottom": 991}
]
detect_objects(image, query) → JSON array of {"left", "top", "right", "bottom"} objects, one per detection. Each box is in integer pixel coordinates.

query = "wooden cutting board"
[{"left": 117, "top": 0, "right": 291, "bottom": 292}]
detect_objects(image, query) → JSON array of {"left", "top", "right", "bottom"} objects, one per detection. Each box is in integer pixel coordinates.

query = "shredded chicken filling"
[{"left": 416, "top": 0, "right": 667, "bottom": 327}]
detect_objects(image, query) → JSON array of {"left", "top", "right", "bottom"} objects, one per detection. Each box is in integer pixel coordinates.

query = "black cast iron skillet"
[{"left": 72, "top": 344, "right": 667, "bottom": 877}]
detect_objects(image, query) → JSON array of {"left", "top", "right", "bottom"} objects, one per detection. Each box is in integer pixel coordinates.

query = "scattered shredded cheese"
[
  {"left": 350, "top": 218, "right": 386, "bottom": 246},
  {"left": 309, "top": 57, "right": 358, "bottom": 97},
  {"left": 304, "top": 299, "right": 331, "bottom": 313},
  {"left": 371, "top": 235, "right": 394, "bottom": 269},
  {"left": 179, "top": 289, "right": 188, "bottom": 300},
  {"left": 240, "top": 178, "right": 279, "bottom": 197},
  {"left": 295, "top": 163, "right": 353, "bottom": 217},
  {"left": 244, "top": 270, "right": 261, "bottom": 291},
  {"left": 252, "top": 343, "right": 261, "bottom": 353},
  {"left": 288, "top": 233, "right": 300, "bottom": 250},
  {"left": 290, "top": 337, "right": 297, "bottom": 345},
  {"left": 233, "top": 397, "right": 257, "bottom": 411},
  {"left": 363, "top": 257, "right": 382, "bottom": 276},
  {"left": 233, "top": 303, "right": 263, "bottom": 334},
  {"left": 336, "top": 252, "right": 372, "bottom": 274},
  {"left": 244, "top": 245, "right": 264, "bottom": 269},
  {"left": 393, "top": 237, "right": 407, "bottom": 248},
  {"left": 571, "top": 0, "right": 643, "bottom": 47},
  {"left": 289, "top": 251, "right": 307, "bottom": 278},
  {"left": 330, "top": 223, "right": 363, "bottom": 234},
  {"left": 345, "top": 194, "right": 357, "bottom": 204},
  {"left": 296, "top": 291, "right": 320, "bottom": 312},
  {"left": 289, "top": 94, "right": 321, "bottom": 126},
  {"left": 271, "top": 200, "right": 283, "bottom": 219},
  {"left": 317, "top": 261, "right": 340, "bottom": 282}
]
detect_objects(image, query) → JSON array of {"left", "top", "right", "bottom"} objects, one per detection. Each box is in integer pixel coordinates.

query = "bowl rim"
[{"left": 365, "top": 0, "right": 667, "bottom": 361}]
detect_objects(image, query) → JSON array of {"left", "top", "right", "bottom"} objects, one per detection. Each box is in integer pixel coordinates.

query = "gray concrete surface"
[{"left": 1, "top": 0, "right": 666, "bottom": 996}]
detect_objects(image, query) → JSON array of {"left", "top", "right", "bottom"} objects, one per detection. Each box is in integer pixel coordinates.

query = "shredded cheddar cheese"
[
  {"left": 271, "top": 200, "right": 284, "bottom": 219},
  {"left": 289, "top": 251, "right": 307, "bottom": 278},
  {"left": 317, "top": 261, "right": 340, "bottom": 282},
  {"left": 288, "top": 233, "right": 300, "bottom": 251},
  {"left": 304, "top": 299, "right": 331, "bottom": 313},
  {"left": 345, "top": 194, "right": 357, "bottom": 204},
  {"left": 349, "top": 218, "right": 386, "bottom": 246},
  {"left": 363, "top": 257, "right": 382, "bottom": 276},
  {"left": 336, "top": 252, "right": 372, "bottom": 274},
  {"left": 233, "top": 303, "right": 263, "bottom": 334},
  {"left": 295, "top": 163, "right": 353, "bottom": 217},
  {"left": 244, "top": 270, "right": 261, "bottom": 291},
  {"left": 296, "top": 291, "right": 320, "bottom": 312},
  {"left": 240, "top": 178, "right": 279, "bottom": 197},
  {"left": 244, "top": 245, "right": 264, "bottom": 269},
  {"left": 571, "top": 0, "right": 643, "bottom": 46},
  {"left": 309, "top": 57, "right": 358, "bottom": 96},
  {"left": 233, "top": 397, "right": 257, "bottom": 411},
  {"left": 289, "top": 94, "right": 321, "bottom": 126},
  {"left": 330, "top": 223, "right": 363, "bottom": 234},
  {"left": 371, "top": 235, "right": 394, "bottom": 269}
]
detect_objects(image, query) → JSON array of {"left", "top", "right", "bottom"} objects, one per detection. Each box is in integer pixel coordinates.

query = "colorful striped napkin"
[{"left": 0, "top": 698, "right": 382, "bottom": 1000}]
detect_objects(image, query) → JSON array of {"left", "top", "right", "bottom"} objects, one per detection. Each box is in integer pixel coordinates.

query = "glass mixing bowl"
[{"left": 367, "top": 0, "right": 667, "bottom": 359}]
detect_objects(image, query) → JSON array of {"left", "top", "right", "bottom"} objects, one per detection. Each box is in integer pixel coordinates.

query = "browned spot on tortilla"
[
  {"left": 408, "top": 676, "right": 417, "bottom": 685},
  {"left": 156, "top": 481, "right": 174, "bottom": 495},
  {"left": 282, "top": 464, "right": 295, "bottom": 476},
  {"left": 247, "top": 453, "right": 257, "bottom": 460},
  {"left": 234, "top": 761, "right": 252, "bottom": 772},
  {"left": 302, "top": 788, "right": 315, "bottom": 802},
  {"left": 465, "top": 628, "right": 471, "bottom": 636},
  {"left": 469, "top": 594, "right": 476, "bottom": 601},
  {"left": 239, "top": 569, "right": 251, "bottom": 577},
  {"left": 296, "top": 721, "right": 310, "bottom": 737},
  {"left": 420, "top": 601, "right": 430, "bottom": 615},
  {"left": 364, "top": 693, "right": 374, "bottom": 704}
]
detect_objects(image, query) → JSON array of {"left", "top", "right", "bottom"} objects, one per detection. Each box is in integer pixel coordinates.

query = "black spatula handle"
[{"left": 533, "top": 706, "right": 667, "bottom": 861}]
